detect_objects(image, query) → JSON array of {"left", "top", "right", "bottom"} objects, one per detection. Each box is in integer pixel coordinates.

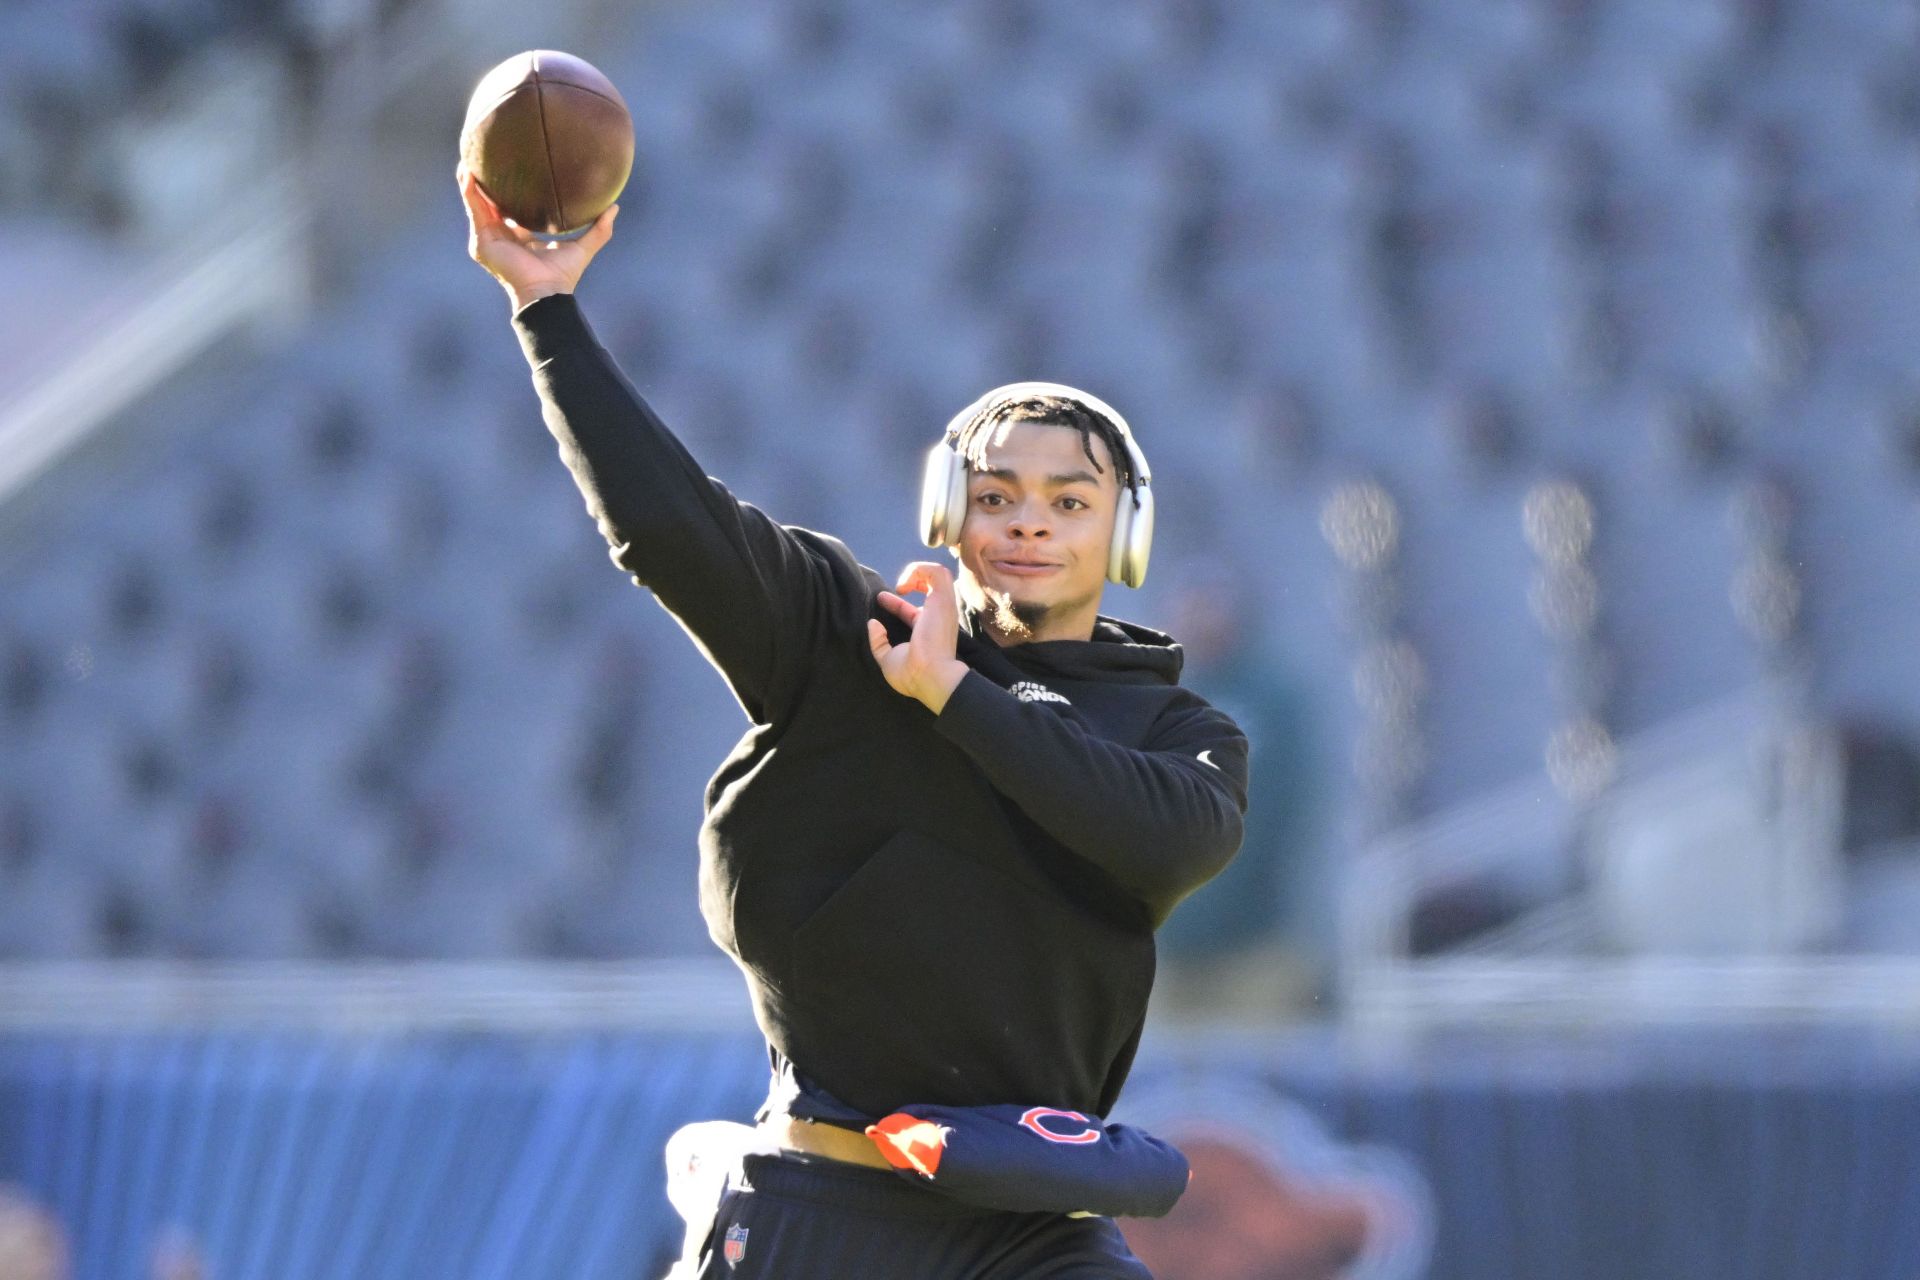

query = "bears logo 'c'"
[{"left": 1018, "top": 1107, "right": 1103, "bottom": 1145}]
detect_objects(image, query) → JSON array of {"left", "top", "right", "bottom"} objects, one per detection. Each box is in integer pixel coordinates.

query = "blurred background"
[{"left": 5, "top": 0, "right": 1920, "bottom": 1275}]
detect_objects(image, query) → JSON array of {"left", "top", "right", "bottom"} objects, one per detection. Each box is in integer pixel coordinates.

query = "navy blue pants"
[{"left": 687, "top": 1152, "right": 1155, "bottom": 1279}]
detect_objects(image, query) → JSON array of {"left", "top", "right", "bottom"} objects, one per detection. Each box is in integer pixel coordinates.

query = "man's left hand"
[{"left": 868, "top": 561, "right": 970, "bottom": 714}]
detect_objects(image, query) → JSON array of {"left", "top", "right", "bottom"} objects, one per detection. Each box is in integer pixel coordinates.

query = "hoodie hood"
[{"left": 956, "top": 605, "right": 1185, "bottom": 687}]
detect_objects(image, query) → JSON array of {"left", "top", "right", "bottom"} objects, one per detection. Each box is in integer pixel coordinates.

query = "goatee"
[{"left": 985, "top": 589, "right": 1047, "bottom": 643}]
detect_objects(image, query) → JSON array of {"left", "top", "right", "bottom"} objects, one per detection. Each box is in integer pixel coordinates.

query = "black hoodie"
[{"left": 512, "top": 294, "right": 1250, "bottom": 1119}]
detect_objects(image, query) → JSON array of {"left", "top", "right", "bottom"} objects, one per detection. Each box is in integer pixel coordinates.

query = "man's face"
[{"left": 954, "top": 420, "right": 1120, "bottom": 643}]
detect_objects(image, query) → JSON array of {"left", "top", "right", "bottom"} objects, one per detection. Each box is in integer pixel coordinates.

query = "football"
[{"left": 458, "top": 50, "right": 634, "bottom": 240}]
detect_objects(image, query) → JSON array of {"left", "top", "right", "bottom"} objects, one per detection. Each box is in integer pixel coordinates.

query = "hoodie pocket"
[{"left": 788, "top": 828, "right": 1154, "bottom": 1108}]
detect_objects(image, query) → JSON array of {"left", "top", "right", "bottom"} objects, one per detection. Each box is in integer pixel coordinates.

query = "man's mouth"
[{"left": 990, "top": 559, "right": 1062, "bottom": 577}]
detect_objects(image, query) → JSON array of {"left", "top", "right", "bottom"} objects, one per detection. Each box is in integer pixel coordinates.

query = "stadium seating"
[{"left": 5, "top": 0, "right": 1920, "bottom": 961}]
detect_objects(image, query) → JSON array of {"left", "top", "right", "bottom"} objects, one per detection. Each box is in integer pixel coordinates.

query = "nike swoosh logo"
[{"left": 1197, "top": 749, "right": 1218, "bottom": 769}]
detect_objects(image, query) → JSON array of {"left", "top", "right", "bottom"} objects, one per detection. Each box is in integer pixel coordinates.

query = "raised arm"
[{"left": 461, "top": 165, "right": 830, "bottom": 720}]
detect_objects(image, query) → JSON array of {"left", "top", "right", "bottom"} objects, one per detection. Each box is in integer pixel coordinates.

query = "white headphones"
[{"left": 918, "top": 381, "right": 1155, "bottom": 589}]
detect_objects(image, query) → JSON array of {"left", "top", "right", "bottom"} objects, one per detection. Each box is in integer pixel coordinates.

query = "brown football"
[{"left": 459, "top": 50, "right": 634, "bottom": 240}]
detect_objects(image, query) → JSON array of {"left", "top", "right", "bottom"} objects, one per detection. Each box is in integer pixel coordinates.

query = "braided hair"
[{"left": 951, "top": 394, "right": 1140, "bottom": 499}]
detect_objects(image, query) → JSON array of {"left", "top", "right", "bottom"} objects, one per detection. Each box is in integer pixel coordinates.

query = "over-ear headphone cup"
[
  {"left": 1107, "top": 488, "right": 1153, "bottom": 588},
  {"left": 943, "top": 449, "right": 969, "bottom": 545},
  {"left": 919, "top": 441, "right": 962, "bottom": 547},
  {"left": 1108, "top": 491, "right": 1135, "bottom": 585},
  {"left": 1120, "top": 486, "right": 1154, "bottom": 587}
]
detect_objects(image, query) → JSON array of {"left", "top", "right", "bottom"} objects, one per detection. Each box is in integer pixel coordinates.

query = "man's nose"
[{"left": 1007, "top": 501, "right": 1051, "bottom": 537}]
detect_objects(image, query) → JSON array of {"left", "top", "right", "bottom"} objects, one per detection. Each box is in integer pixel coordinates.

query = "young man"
[{"left": 460, "top": 168, "right": 1250, "bottom": 1279}]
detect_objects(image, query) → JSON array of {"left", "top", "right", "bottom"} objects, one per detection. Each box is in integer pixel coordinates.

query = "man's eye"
[
  {"left": 976, "top": 493, "right": 1006, "bottom": 507},
  {"left": 1059, "top": 497, "right": 1087, "bottom": 511}
]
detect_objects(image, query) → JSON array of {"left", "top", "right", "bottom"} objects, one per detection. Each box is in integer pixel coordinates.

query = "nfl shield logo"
[{"left": 723, "top": 1224, "right": 749, "bottom": 1269}]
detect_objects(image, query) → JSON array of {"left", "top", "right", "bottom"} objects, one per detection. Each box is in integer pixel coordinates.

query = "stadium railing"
[
  {"left": 1336, "top": 688, "right": 1902, "bottom": 1036},
  {"left": 0, "top": 957, "right": 752, "bottom": 1032}
]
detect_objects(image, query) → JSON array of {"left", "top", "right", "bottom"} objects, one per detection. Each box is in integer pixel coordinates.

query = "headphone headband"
[{"left": 941, "top": 381, "right": 1152, "bottom": 487}]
